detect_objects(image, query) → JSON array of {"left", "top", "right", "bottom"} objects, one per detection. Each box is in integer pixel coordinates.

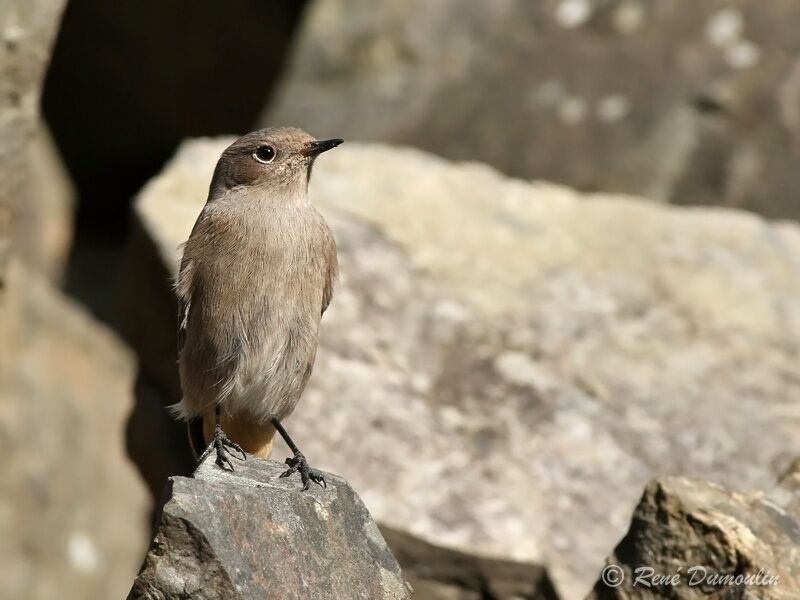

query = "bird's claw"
[
  {"left": 280, "top": 452, "right": 326, "bottom": 491},
  {"left": 199, "top": 424, "right": 246, "bottom": 471}
]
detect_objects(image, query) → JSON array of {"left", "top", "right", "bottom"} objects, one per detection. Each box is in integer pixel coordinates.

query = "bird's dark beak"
[{"left": 302, "top": 138, "right": 344, "bottom": 157}]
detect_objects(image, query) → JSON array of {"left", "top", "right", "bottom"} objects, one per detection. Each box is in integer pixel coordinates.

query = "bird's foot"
[
  {"left": 280, "top": 451, "right": 326, "bottom": 491},
  {"left": 198, "top": 424, "right": 246, "bottom": 471}
]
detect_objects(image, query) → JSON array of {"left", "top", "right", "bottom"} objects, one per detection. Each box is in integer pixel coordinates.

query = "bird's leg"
[
  {"left": 199, "top": 406, "right": 247, "bottom": 471},
  {"left": 271, "top": 417, "right": 326, "bottom": 491}
]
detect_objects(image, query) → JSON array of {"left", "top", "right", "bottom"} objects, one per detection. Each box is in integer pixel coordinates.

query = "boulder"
[
  {"left": 127, "top": 455, "right": 411, "bottom": 600},
  {"left": 381, "top": 526, "right": 559, "bottom": 600},
  {"left": 586, "top": 470, "right": 800, "bottom": 599},
  {"left": 263, "top": 0, "right": 800, "bottom": 221},
  {"left": 0, "top": 259, "right": 149, "bottom": 600},
  {"left": 0, "top": 0, "right": 72, "bottom": 281},
  {"left": 124, "top": 138, "right": 800, "bottom": 598}
]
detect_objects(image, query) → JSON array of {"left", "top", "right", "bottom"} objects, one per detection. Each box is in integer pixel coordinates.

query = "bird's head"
[{"left": 210, "top": 127, "right": 343, "bottom": 196}]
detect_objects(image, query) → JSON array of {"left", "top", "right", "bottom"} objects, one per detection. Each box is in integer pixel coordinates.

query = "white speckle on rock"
[
  {"left": 560, "top": 414, "right": 593, "bottom": 441},
  {"left": 706, "top": 8, "right": 744, "bottom": 48},
  {"left": 313, "top": 502, "right": 330, "bottom": 521},
  {"left": 596, "top": 94, "right": 632, "bottom": 123},
  {"left": 433, "top": 299, "right": 470, "bottom": 323},
  {"left": 440, "top": 405, "right": 468, "bottom": 429},
  {"left": 4, "top": 23, "right": 25, "bottom": 43},
  {"left": 494, "top": 352, "right": 557, "bottom": 390},
  {"left": 557, "top": 96, "right": 588, "bottom": 125},
  {"left": 725, "top": 40, "right": 761, "bottom": 69},
  {"left": 613, "top": 1, "right": 644, "bottom": 34},
  {"left": 411, "top": 372, "right": 432, "bottom": 394},
  {"left": 530, "top": 79, "right": 567, "bottom": 108},
  {"left": 555, "top": 0, "right": 593, "bottom": 29},
  {"left": 552, "top": 532, "right": 571, "bottom": 551},
  {"left": 704, "top": 9, "right": 759, "bottom": 69},
  {"left": 67, "top": 531, "right": 100, "bottom": 573}
]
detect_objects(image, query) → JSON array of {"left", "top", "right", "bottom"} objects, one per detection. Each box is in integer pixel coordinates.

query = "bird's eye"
[{"left": 253, "top": 145, "right": 275, "bottom": 163}]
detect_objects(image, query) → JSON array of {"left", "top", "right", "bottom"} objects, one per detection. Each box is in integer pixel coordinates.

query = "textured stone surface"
[
  {"left": 126, "top": 138, "right": 800, "bottom": 598},
  {"left": 0, "top": 0, "right": 71, "bottom": 281},
  {"left": 0, "top": 259, "right": 149, "bottom": 600},
  {"left": 587, "top": 471, "right": 800, "bottom": 599},
  {"left": 381, "top": 526, "right": 559, "bottom": 600},
  {"left": 264, "top": 0, "right": 800, "bottom": 221},
  {"left": 128, "top": 456, "right": 411, "bottom": 600}
]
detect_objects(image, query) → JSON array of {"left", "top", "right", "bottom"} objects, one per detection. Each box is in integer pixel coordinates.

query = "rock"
[
  {"left": 381, "top": 526, "right": 559, "bottom": 600},
  {"left": 0, "top": 0, "right": 72, "bottom": 281},
  {"left": 0, "top": 259, "right": 149, "bottom": 600},
  {"left": 263, "top": 0, "right": 800, "bottom": 221},
  {"left": 127, "top": 455, "right": 412, "bottom": 600},
  {"left": 124, "top": 138, "right": 800, "bottom": 598},
  {"left": 25, "top": 121, "right": 75, "bottom": 281},
  {"left": 586, "top": 473, "right": 800, "bottom": 599}
]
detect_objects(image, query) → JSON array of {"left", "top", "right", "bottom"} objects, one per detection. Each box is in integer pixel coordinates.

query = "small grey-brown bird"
[{"left": 170, "top": 127, "right": 342, "bottom": 490}]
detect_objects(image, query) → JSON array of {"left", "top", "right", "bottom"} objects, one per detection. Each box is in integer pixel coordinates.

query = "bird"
[{"left": 170, "top": 127, "right": 342, "bottom": 490}]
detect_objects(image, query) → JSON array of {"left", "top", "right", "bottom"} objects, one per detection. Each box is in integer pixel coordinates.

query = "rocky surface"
[
  {"left": 587, "top": 471, "right": 800, "bottom": 599},
  {"left": 381, "top": 526, "right": 559, "bottom": 600},
  {"left": 128, "top": 455, "right": 411, "bottom": 600},
  {"left": 0, "top": 259, "right": 149, "bottom": 600},
  {"left": 0, "top": 0, "right": 72, "bottom": 281},
  {"left": 264, "top": 0, "right": 800, "bottom": 221},
  {"left": 125, "top": 138, "right": 800, "bottom": 598}
]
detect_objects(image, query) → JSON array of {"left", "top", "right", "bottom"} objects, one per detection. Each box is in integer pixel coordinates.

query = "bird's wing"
[
  {"left": 321, "top": 227, "right": 339, "bottom": 316},
  {"left": 176, "top": 254, "right": 193, "bottom": 354},
  {"left": 176, "top": 209, "right": 207, "bottom": 353}
]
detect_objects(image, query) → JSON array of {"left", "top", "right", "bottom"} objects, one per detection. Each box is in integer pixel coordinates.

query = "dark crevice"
[{"left": 42, "top": 0, "right": 309, "bottom": 328}]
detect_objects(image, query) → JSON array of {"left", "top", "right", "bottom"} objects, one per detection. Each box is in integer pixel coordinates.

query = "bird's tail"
[
  {"left": 168, "top": 398, "right": 206, "bottom": 460},
  {"left": 186, "top": 418, "right": 207, "bottom": 460},
  {"left": 167, "top": 399, "right": 189, "bottom": 421}
]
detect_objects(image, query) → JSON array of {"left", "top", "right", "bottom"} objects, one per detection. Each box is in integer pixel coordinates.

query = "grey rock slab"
[{"left": 128, "top": 455, "right": 411, "bottom": 600}]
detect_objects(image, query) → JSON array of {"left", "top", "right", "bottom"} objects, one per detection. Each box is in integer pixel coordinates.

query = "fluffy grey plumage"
[{"left": 171, "top": 128, "right": 340, "bottom": 453}]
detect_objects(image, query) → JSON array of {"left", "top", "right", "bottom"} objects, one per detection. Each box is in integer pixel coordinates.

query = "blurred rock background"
[
  {"left": 127, "top": 138, "right": 800, "bottom": 599},
  {"left": 1, "top": 1, "right": 799, "bottom": 599},
  {"left": 266, "top": 0, "right": 800, "bottom": 220}
]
